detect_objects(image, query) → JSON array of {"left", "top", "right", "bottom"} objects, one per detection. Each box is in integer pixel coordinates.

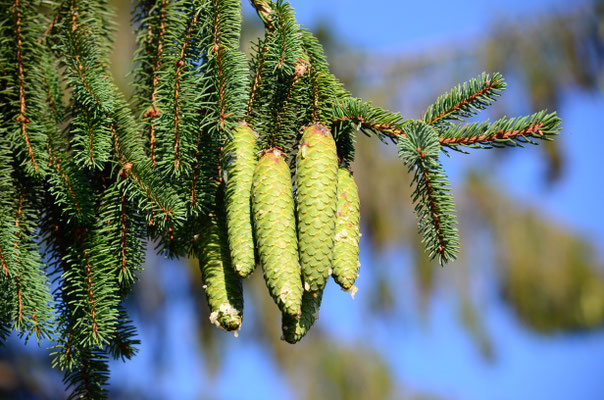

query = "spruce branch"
[
  {"left": 398, "top": 122, "right": 460, "bottom": 264},
  {"left": 331, "top": 97, "right": 407, "bottom": 141},
  {"left": 61, "top": 228, "right": 120, "bottom": 349},
  {"left": 38, "top": 10, "right": 60, "bottom": 45},
  {"left": 171, "top": 9, "right": 199, "bottom": 171},
  {"left": 250, "top": 2, "right": 306, "bottom": 154},
  {"left": 187, "top": 0, "right": 249, "bottom": 213},
  {"left": 13, "top": 0, "right": 39, "bottom": 173},
  {"left": 107, "top": 306, "right": 140, "bottom": 361},
  {"left": 133, "top": 0, "right": 171, "bottom": 167},
  {"left": 152, "top": 1, "right": 205, "bottom": 179},
  {"left": 62, "top": 348, "right": 110, "bottom": 400},
  {"left": 0, "top": 0, "right": 567, "bottom": 390},
  {"left": 57, "top": 16, "right": 115, "bottom": 170},
  {"left": 424, "top": 72, "right": 506, "bottom": 128},
  {"left": 439, "top": 110, "right": 561, "bottom": 152},
  {"left": 0, "top": 0, "right": 50, "bottom": 177},
  {"left": 300, "top": 30, "right": 349, "bottom": 125},
  {"left": 246, "top": 34, "right": 273, "bottom": 121},
  {"left": 0, "top": 276, "right": 15, "bottom": 344},
  {"left": 111, "top": 101, "right": 186, "bottom": 227},
  {"left": 1, "top": 184, "right": 55, "bottom": 342}
]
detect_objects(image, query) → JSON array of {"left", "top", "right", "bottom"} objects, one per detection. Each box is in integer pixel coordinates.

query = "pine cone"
[
  {"left": 295, "top": 124, "right": 338, "bottom": 293},
  {"left": 252, "top": 149, "right": 303, "bottom": 317},
  {"left": 332, "top": 167, "right": 361, "bottom": 292},
  {"left": 197, "top": 190, "right": 244, "bottom": 332},
  {"left": 223, "top": 123, "right": 258, "bottom": 278},
  {"left": 282, "top": 290, "right": 323, "bottom": 344}
]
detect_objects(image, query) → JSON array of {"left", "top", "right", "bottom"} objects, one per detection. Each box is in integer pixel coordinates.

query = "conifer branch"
[
  {"left": 59, "top": 10, "right": 115, "bottom": 170},
  {"left": 3, "top": 184, "right": 55, "bottom": 341},
  {"left": 63, "top": 349, "right": 110, "bottom": 400},
  {"left": 144, "top": 0, "right": 169, "bottom": 167},
  {"left": 110, "top": 122, "right": 178, "bottom": 222},
  {"left": 0, "top": 248, "right": 7, "bottom": 276},
  {"left": 439, "top": 110, "right": 561, "bottom": 151},
  {"left": 172, "top": 10, "right": 199, "bottom": 170},
  {"left": 47, "top": 151, "right": 82, "bottom": 214},
  {"left": 398, "top": 122, "right": 459, "bottom": 264},
  {"left": 424, "top": 72, "right": 506, "bottom": 128},
  {"left": 39, "top": 11, "right": 60, "bottom": 45},
  {"left": 107, "top": 306, "right": 139, "bottom": 361},
  {"left": 251, "top": 2, "right": 306, "bottom": 154},
  {"left": 331, "top": 98, "right": 407, "bottom": 141},
  {"left": 246, "top": 35, "right": 273, "bottom": 121},
  {"left": 13, "top": 0, "right": 39, "bottom": 173}
]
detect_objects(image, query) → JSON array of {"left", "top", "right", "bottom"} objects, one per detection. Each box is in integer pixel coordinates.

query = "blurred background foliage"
[{"left": 1, "top": 0, "right": 604, "bottom": 399}]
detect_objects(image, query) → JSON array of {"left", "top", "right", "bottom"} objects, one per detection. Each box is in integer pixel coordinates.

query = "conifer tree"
[{"left": 0, "top": 0, "right": 561, "bottom": 397}]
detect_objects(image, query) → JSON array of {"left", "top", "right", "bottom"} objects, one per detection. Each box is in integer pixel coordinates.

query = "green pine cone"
[
  {"left": 282, "top": 290, "right": 323, "bottom": 344},
  {"left": 295, "top": 124, "right": 338, "bottom": 293},
  {"left": 252, "top": 149, "right": 303, "bottom": 317},
  {"left": 197, "top": 206, "right": 244, "bottom": 332},
  {"left": 332, "top": 167, "right": 361, "bottom": 292},
  {"left": 223, "top": 123, "right": 258, "bottom": 278}
]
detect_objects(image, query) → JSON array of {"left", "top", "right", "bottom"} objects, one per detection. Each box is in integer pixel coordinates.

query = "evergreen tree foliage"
[{"left": 0, "top": 0, "right": 562, "bottom": 397}]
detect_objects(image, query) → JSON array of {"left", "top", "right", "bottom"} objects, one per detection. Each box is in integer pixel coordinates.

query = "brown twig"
[
  {"left": 334, "top": 115, "right": 544, "bottom": 149},
  {"left": 82, "top": 108, "right": 95, "bottom": 166},
  {"left": 144, "top": 0, "right": 170, "bottom": 167},
  {"left": 13, "top": 0, "right": 38, "bottom": 173},
  {"left": 38, "top": 12, "right": 60, "bottom": 44},
  {"left": 421, "top": 162, "right": 446, "bottom": 256},
  {"left": 0, "top": 248, "right": 7, "bottom": 276},
  {"left": 336, "top": 116, "right": 404, "bottom": 138},
  {"left": 246, "top": 35, "right": 274, "bottom": 120},
  {"left": 439, "top": 123, "right": 545, "bottom": 146},
  {"left": 173, "top": 12, "right": 199, "bottom": 170}
]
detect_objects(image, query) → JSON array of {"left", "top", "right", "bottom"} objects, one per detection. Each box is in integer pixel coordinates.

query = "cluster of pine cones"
[{"left": 198, "top": 123, "right": 360, "bottom": 343}]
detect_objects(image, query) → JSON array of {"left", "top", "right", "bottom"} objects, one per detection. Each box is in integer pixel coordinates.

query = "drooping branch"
[
  {"left": 172, "top": 11, "right": 199, "bottom": 170},
  {"left": 246, "top": 35, "right": 273, "bottom": 121},
  {"left": 13, "top": 0, "right": 38, "bottom": 173},
  {"left": 398, "top": 121, "right": 459, "bottom": 264},
  {"left": 144, "top": 0, "right": 169, "bottom": 167}
]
